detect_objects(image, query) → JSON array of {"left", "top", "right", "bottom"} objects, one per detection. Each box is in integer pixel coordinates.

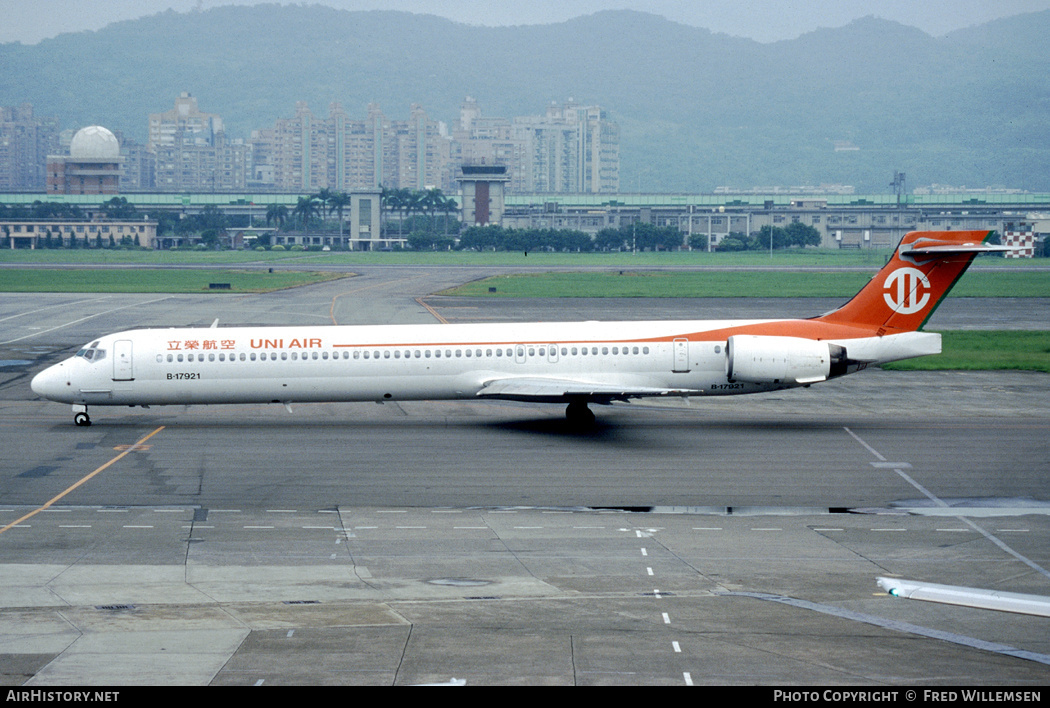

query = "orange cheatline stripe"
[
  {"left": 328, "top": 319, "right": 881, "bottom": 350},
  {"left": 0, "top": 426, "right": 165, "bottom": 537}
]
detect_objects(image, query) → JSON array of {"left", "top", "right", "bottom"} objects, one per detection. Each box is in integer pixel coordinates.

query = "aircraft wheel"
[
  {"left": 565, "top": 401, "right": 595, "bottom": 428},
  {"left": 74, "top": 412, "right": 91, "bottom": 427}
]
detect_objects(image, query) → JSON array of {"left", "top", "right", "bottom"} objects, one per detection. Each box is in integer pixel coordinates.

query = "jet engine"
[{"left": 725, "top": 335, "right": 848, "bottom": 385}]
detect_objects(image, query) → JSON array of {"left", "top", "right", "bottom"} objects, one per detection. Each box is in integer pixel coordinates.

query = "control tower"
[{"left": 458, "top": 164, "right": 510, "bottom": 227}]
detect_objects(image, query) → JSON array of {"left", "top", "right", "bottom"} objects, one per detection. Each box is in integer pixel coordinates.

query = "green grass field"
[
  {"left": 443, "top": 270, "right": 1050, "bottom": 298},
  {"left": 0, "top": 268, "right": 347, "bottom": 293},
  {"left": 881, "top": 331, "right": 1050, "bottom": 373},
  {"left": 0, "top": 247, "right": 1043, "bottom": 268}
]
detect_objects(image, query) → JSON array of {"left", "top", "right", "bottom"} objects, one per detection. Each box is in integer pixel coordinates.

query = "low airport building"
[
  {"left": 1, "top": 218, "right": 158, "bottom": 250},
  {"left": 1, "top": 190, "right": 1047, "bottom": 254}
]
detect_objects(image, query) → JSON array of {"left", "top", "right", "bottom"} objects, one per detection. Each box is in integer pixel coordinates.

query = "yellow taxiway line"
[{"left": 0, "top": 426, "right": 166, "bottom": 536}]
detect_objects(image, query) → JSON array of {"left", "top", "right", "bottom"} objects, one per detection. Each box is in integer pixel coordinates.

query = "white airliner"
[{"left": 31, "top": 230, "right": 1008, "bottom": 427}]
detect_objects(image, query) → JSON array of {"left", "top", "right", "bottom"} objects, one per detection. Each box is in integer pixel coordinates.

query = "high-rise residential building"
[
  {"left": 452, "top": 98, "right": 619, "bottom": 194},
  {"left": 513, "top": 101, "right": 619, "bottom": 194},
  {"left": 451, "top": 97, "right": 524, "bottom": 187},
  {"left": 0, "top": 103, "right": 59, "bottom": 191},
  {"left": 153, "top": 136, "right": 251, "bottom": 192},
  {"left": 148, "top": 92, "right": 223, "bottom": 150},
  {"left": 148, "top": 93, "right": 251, "bottom": 192},
  {"left": 114, "top": 131, "right": 155, "bottom": 191},
  {"left": 269, "top": 101, "right": 337, "bottom": 192},
  {"left": 264, "top": 102, "right": 454, "bottom": 193}
]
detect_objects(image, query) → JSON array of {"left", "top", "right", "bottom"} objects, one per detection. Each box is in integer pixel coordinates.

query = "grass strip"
[
  {"left": 443, "top": 271, "right": 1050, "bottom": 298},
  {"left": 882, "top": 331, "right": 1050, "bottom": 373},
  {"left": 1, "top": 249, "right": 1044, "bottom": 268},
  {"left": 0, "top": 268, "right": 346, "bottom": 293}
]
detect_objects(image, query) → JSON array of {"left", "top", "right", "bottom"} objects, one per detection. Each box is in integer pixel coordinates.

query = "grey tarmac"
[{"left": 0, "top": 267, "right": 1047, "bottom": 686}]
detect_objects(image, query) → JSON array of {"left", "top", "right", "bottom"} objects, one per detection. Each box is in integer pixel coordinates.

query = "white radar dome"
[{"left": 69, "top": 126, "right": 120, "bottom": 159}]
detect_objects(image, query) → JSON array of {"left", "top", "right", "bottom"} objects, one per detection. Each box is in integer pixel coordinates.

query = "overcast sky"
[{"left": 3, "top": 0, "right": 1049, "bottom": 44}]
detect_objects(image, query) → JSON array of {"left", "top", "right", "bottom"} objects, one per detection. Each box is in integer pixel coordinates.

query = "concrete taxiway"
[{"left": 1, "top": 267, "right": 1048, "bottom": 685}]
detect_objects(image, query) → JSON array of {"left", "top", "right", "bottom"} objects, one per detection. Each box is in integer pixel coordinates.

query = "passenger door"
[{"left": 113, "top": 339, "right": 134, "bottom": 381}]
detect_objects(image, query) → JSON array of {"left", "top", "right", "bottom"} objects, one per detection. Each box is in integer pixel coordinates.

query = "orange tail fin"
[{"left": 816, "top": 230, "right": 1004, "bottom": 334}]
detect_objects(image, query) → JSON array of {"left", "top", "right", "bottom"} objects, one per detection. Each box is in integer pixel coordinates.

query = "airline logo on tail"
[
  {"left": 816, "top": 230, "right": 1012, "bottom": 334},
  {"left": 883, "top": 267, "right": 931, "bottom": 315}
]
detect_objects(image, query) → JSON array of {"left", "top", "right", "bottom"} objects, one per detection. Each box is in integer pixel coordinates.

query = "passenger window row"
[{"left": 157, "top": 345, "right": 652, "bottom": 364}]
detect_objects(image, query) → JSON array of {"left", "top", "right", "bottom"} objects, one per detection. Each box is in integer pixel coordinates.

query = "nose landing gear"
[{"left": 73, "top": 405, "right": 91, "bottom": 427}]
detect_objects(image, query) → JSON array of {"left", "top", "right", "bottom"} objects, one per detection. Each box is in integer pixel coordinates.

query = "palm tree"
[
  {"left": 401, "top": 188, "right": 422, "bottom": 236},
  {"left": 266, "top": 204, "right": 288, "bottom": 229},
  {"left": 265, "top": 204, "right": 288, "bottom": 247},
  {"left": 329, "top": 191, "right": 352, "bottom": 248},
  {"left": 314, "top": 187, "right": 335, "bottom": 222},
  {"left": 294, "top": 196, "right": 320, "bottom": 244},
  {"left": 440, "top": 194, "right": 459, "bottom": 237},
  {"left": 380, "top": 185, "right": 403, "bottom": 238},
  {"left": 422, "top": 188, "right": 444, "bottom": 231}
]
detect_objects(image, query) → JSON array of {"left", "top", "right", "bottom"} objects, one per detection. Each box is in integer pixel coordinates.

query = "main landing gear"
[
  {"left": 73, "top": 405, "right": 91, "bottom": 427},
  {"left": 565, "top": 400, "right": 595, "bottom": 428}
]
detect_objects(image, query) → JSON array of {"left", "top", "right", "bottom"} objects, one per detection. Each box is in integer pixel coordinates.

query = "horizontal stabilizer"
[{"left": 902, "top": 242, "right": 1016, "bottom": 257}]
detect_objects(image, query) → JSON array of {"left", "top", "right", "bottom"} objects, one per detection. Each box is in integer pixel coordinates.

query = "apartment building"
[
  {"left": 5, "top": 96, "right": 619, "bottom": 196},
  {"left": 0, "top": 104, "right": 60, "bottom": 191},
  {"left": 262, "top": 102, "right": 455, "bottom": 192},
  {"left": 452, "top": 98, "right": 619, "bottom": 194},
  {"left": 148, "top": 92, "right": 223, "bottom": 150},
  {"left": 149, "top": 93, "right": 251, "bottom": 192}
]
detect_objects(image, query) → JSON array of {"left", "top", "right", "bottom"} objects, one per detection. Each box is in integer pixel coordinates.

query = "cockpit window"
[{"left": 76, "top": 342, "right": 106, "bottom": 363}]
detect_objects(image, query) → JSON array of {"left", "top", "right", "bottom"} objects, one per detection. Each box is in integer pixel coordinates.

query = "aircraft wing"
[{"left": 476, "top": 376, "right": 696, "bottom": 403}]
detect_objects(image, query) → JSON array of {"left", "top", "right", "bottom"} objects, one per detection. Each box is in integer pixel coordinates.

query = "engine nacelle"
[{"left": 726, "top": 335, "right": 846, "bottom": 385}]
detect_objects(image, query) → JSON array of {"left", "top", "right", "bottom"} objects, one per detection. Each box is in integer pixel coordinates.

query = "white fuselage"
[{"left": 30, "top": 318, "right": 937, "bottom": 410}]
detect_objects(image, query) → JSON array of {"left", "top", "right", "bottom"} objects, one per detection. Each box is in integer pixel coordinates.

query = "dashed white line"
[{"left": 0, "top": 296, "right": 172, "bottom": 345}]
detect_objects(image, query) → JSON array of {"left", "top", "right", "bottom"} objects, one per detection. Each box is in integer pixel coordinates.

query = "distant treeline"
[
  {"left": 408, "top": 223, "right": 698, "bottom": 253},
  {"left": 406, "top": 222, "right": 824, "bottom": 253}
]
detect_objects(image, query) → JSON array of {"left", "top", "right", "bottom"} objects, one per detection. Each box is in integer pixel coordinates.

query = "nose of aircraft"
[{"left": 31, "top": 362, "right": 68, "bottom": 401}]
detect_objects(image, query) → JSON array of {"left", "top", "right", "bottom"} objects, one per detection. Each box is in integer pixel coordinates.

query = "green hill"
[{"left": 2, "top": 6, "right": 1047, "bottom": 192}]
